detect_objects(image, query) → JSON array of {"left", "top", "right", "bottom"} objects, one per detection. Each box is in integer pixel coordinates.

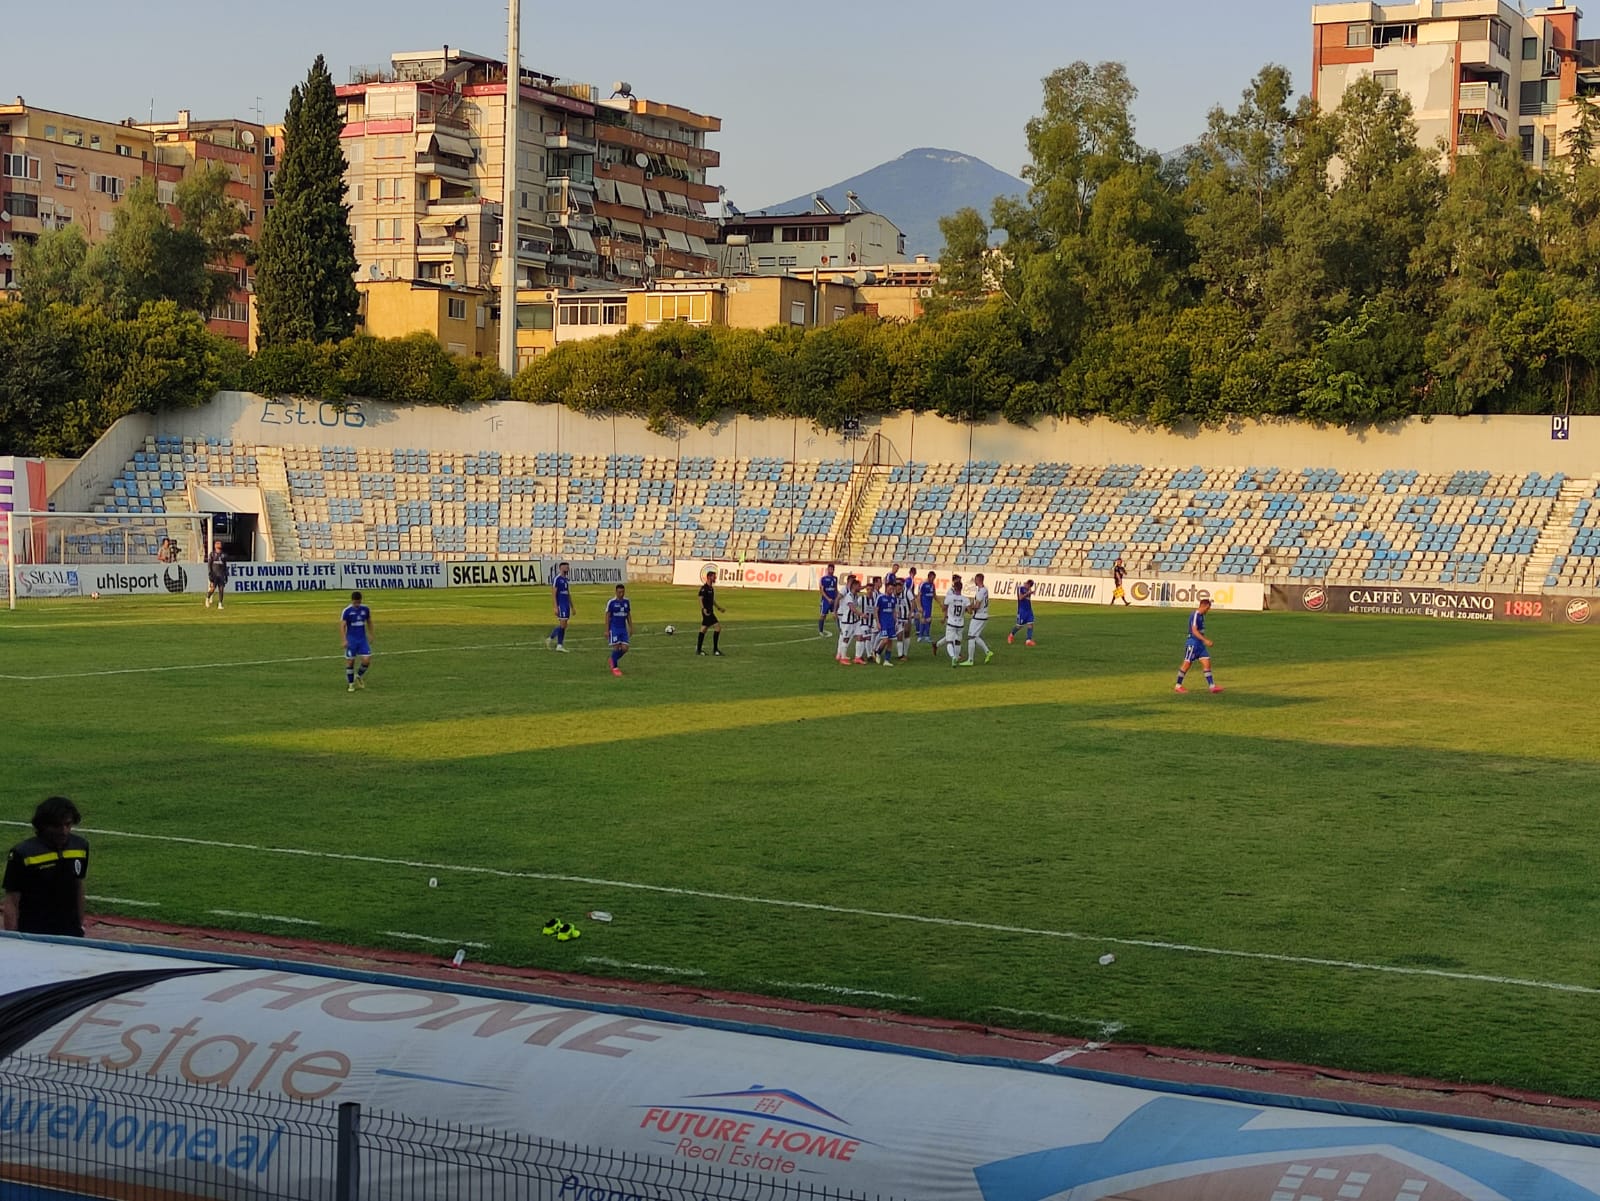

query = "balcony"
[
  {"left": 1459, "top": 81, "right": 1509, "bottom": 116},
  {"left": 416, "top": 155, "right": 471, "bottom": 183},
  {"left": 545, "top": 131, "right": 597, "bottom": 155},
  {"left": 417, "top": 237, "right": 467, "bottom": 262},
  {"left": 1459, "top": 39, "right": 1513, "bottom": 72},
  {"left": 516, "top": 236, "right": 553, "bottom": 261},
  {"left": 554, "top": 211, "right": 596, "bottom": 231}
]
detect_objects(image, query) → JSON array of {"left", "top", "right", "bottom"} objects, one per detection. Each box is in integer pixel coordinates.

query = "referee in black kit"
[
  {"left": 697, "top": 569, "right": 726, "bottom": 657},
  {"left": 3, "top": 797, "right": 90, "bottom": 937}
]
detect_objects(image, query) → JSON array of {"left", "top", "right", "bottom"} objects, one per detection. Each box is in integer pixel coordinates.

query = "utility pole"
[{"left": 498, "top": 0, "right": 522, "bottom": 375}]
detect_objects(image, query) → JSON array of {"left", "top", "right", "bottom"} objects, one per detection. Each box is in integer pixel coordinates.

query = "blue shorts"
[
  {"left": 879, "top": 619, "right": 896, "bottom": 637},
  {"left": 1016, "top": 608, "right": 1034, "bottom": 625},
  {"left": 1183, "top": 637, "right": 1208, "bottom": 664},
  {"left": 556, "top": 600, "right": 572, "bottom": 620},
  {"left": 346, "top": 638, "right": 371, "bottom": 659},
  {"left": 609, "top": 627, "right": 630, "bottom": 647},
  {"left": 820, "top": 597, "right": 837, "bottom": 615},
  {"left": 919, "top": 604, "right": 933, "bottom": 620}
]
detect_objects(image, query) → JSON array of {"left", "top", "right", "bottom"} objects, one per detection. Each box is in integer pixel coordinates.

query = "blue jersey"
[
  {"left": 606, "top": 597, "right": 632, "bottom": 643},
  {"left": 918, "top": 580, "right": 935, "bottom": 616},
  {"left": 876, "top": 592, "right": 897, "bottom": 632},
  {"left": 1188, "top": 608, "right": 1206, "bottom": 639},
  {"left": 554, "top": 574, "right": 571, "bottom": 617},
  {"left": 1016, "top": 584, "right": 1035, "bottom": 622},
  {"left": 342, "top": 604, "right": 372, "bottom": 651},
  {"left": 820, "top": 573, "right": 838, "bottom": 600}
]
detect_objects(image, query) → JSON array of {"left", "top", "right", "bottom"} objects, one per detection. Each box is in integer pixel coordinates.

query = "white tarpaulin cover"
[{"left": 5, "top": 940, "right": 1600, "bottom": 1201}]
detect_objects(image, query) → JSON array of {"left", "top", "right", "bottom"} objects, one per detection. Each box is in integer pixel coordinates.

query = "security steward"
[{"left": 3, "top": 796, "right": 90, "bottom": 937}]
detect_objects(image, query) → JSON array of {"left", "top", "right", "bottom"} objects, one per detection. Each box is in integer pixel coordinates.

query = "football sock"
[
  {"left": 357, "top": 664, "right": 368, "bottom": 679},
  {"left": 611, "top": 651, "right": 619, "bottom": 668},
  {"left": 1176, "top": 671, "right": 1186, "bottom": 684},
  {"left": 1204, "top": 670, "right": 1215, "bottom": 686},
  {"left": 970, "top": 635, "right": 989, "bottom": 657},
  {"left": 346, "top": 666, "right": 355, "bottom": 684},
  {"left": 712, "top": 630, "right": 720, "bottom": 652},
  {"left": 947, "top": 641, "right": 959, "bottom": 662},
  {"left": 556, "top": 627, "right": 565, "bottom": 646},
  {"left": 697, "top": 631, "right": 705, "bottom": 652}
]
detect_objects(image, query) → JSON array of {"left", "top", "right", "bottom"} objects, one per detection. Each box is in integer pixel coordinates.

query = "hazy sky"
[{"left": 6, "top": 0, "right": 1308, "bottom": 207}]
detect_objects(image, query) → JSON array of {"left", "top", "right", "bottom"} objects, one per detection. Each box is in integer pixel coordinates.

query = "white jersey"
[
  {"left": 839, "top": 592, "right": 862, "bottom": 628},
  {"left": 970, "top": 586, "right": 990, "bottom": 622},
  {"left": 943, "top": 590, "right": 969, "bottom": 628}
]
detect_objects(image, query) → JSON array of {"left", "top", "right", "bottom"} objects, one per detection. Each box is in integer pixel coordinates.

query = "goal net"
[{"left": 4, "top": 511, "right": 211, "bottom": 608}]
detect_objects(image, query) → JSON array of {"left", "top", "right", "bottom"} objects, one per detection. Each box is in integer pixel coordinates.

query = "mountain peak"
[{"left": 762, "top": 148, "right": 1024, "bottom": 258}]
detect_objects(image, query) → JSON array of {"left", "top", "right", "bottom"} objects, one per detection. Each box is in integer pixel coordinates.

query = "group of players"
[
  {"left": 816, "top": 564, "right": 1036, "bottom": 669},
  {"left": 338, "top": 555, "right": 1221, "bottom": 691}
]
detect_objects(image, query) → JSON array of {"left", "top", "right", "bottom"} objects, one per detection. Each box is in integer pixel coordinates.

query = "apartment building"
[
  {"left": 0, "top": 99, "right": 263, "bottom": 343},
  {"left": 1311, "top": 0, "right": 1598, "bottom": 168},
  {"left": 140, "top": 110, "right": 267, "bottom": 343},
  {"left": 0, "top": 99, "right": 156, "bottom": 292},
  {"left": 335, "top": 47, "right": 719, "bottom": 303},
  {"left": 359, "top": 277, "right": 498, "bottom": 356},
  {"left": 715, "top": 195, "right": 906, "bottom": 275}
]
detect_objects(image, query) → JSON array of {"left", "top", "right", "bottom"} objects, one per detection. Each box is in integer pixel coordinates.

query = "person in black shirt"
[
  {"left": 697, "top": 569, "right": 726, "bottom": 657},
  {"left": 1110, "top": 556, "right": 1131, "bottom": 607},
  {"left": 3, "top": 796, "right": 89, "bottom": 937},
  {"left": 205, "top": 539, "right": 230, "bottom": 610}
]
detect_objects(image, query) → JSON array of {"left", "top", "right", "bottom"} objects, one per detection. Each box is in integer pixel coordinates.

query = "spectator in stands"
[
  {"left": 156, "top": 537, "right": 177, "bottom": 563},
  {"left": 3, "top": 796, "right": 89, "bottom": 937}
]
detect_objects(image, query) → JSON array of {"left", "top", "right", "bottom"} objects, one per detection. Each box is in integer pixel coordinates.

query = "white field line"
[
  {"left": 380, "top": 931, "right": 490, "bottom": 949},
  {"left": 993, "top": 1008, "right": 1125, "bottom": 1040},
  {"left": 584, "top": 956, "right": 706, "bottom": 977},
  {"left": 87, "top": 895, "right": 160, "bottom": 908},
  {"left": 14, "top": 822, "right": 1593, "bottom": 999},
  {"left": 759, "top": 979, "right": 922, "bottom": 1002},
  {"left": 208, "top": 908, "right": 320, "bottom": 926},
  {"left": 1, "top": 627, "right": 825, "bottom": 681}
]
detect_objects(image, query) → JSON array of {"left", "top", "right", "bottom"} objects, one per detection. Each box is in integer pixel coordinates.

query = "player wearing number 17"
[
  {"left": 606, "top": 584, "right": 633, "bottom": 677},
  {"left": 342, "top": 591, "right": 374, "bottom": 692},
  {"left": 1174, "top": 598, "right": 1222, "bottom": 694}
]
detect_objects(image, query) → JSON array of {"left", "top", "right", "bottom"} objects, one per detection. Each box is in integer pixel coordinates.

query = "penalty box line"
[
  {"left": 12, "top": 821, "right": 1600, "bottom": 1000},
  {"left": 0, "top": 627, "right": 822, "bottom": 681}
]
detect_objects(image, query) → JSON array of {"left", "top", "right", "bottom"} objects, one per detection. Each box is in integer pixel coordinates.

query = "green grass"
[{"left": 8, "top": 585, "right": 1600, "bottom": 1096}]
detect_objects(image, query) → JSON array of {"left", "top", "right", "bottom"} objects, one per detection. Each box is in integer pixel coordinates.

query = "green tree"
[
  {"left": 78, "top": 179, "right": 211, "bottom": 319},
  {"left": 176, "top": 162, "right": 249, "bottom": 315},
  {"left": 928, "top": 207, "right": 992, "bottom": 313},
  {"left": 256, "top": 54, "right": 360, "bottom": 345},
  {"left": 15, "top": 223, "right": 89, "bottom": 307}
]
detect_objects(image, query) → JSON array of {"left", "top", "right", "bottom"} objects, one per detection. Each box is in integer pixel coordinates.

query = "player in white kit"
[
  {"left": 965, "top": 572, "right": 993, "bottom": 665},
  {"left": 937, "top": 575, "right": 969, "bottom": 668},
  {"left": 836, "top": 578, "right": 863, "bottom": 665}
]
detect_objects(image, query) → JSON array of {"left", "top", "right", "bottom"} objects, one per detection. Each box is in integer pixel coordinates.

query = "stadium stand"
[{"left": 90, "top": 436, "right": 1595, "bottom": 590}]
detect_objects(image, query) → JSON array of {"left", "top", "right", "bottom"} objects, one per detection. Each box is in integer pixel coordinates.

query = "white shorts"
[
  {"left": 944, "top": 624, "right": 965, "bottom": 637},
  {"left": 969, "top": 618, "right": 988, "bottom": 639}
]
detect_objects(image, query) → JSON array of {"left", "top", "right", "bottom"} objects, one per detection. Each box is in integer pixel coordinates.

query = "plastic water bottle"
[
  {"left": 587, "top": 910, "right": 613, "bottom": 923},
  {"left": 1098, "top": 953, "right": 1116, "bottom": 966},
  {"left": 452, "top": 949, "right": 466, "bottom": 967},
  {"left": 428, "top": 877, "right": 438, "bottom": 889}
]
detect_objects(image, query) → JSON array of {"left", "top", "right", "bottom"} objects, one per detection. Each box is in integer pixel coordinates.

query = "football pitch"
[{"left": 6, "top": 584, "right": 1600, "bottom": 1098}]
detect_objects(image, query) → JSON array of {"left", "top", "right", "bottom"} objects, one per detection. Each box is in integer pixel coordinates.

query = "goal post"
[{"left": 4, "top": 511, "right": 211, "bottom": 609}]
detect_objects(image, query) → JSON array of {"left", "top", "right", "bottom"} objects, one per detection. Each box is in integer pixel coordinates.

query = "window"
[
  {"left": 89, "top": 173, "right": 124, "bottom": 197},
  {"left": 157, "top": 181, "right": 176, "bottom": 205},
  {"left": 778, "top": 255, "right": 798, "bottom": 268},
  {"left": 3, "top": 154, "right": 40, "bottom": 180},
  {"left": 832, "top": 306, "right": 846, "bottom": 322},
  {"left": 517, "top": 303, "right": 554, "bottom": 330},
  {"left": 603, "top": 300, "right": 627, "bottom": 324},
  {"left": 447, "top": 297, "right": 467, "bottom": 320},
  {"left": 89, "top": 134, "right": 101, "bottom": 150},
  {"left": 790, "top": 300, "right": 807, "bottom": 326},
  {"left": 1373, "top": 70, "right": 1399, "bottom": 94},
  {"left": 62, "top": 129, "right": 83, "bottom": 147},
  {"left": 115, "top": 144, "right": 132, "bottom": 158},
  {"left": 43, "top": 125, "right": 56, "bottom": 140},
  {"left": 3, "top": 192, "right": 40, "bottom": 218},
  {"left": 644, "top": 293, "right": 709, "bottom": 323},
  {"left": 55, "top": 167, "right": 75, "bottom": 189},
  {"left": 1524, "top": 36, "right": 1540, "bottom": 60},
  {"left": 1346, "top": 23, "right": 1372, "bottom": 47},
  {"left": 1372, "top": 23, "right": 1416, "bottom": 47},
  {"left": 1521, "top": 78, "right": 1558, "bottom": 115},
  {"left": 1520, "top": 125, "right": 1536, "bottom": 161}
]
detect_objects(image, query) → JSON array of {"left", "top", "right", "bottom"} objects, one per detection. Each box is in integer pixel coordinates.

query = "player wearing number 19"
[{"left": 342, "top": 591, "right": 374, "bottom": 692}]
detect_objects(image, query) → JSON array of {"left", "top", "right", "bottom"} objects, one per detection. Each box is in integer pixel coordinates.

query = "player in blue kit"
[
  {"left": 606, "top": 583, "right": 633, "bottom": 677},
  {"left": 1174, "top": 598, "right": 1222, "bottom": 694},
  {"left": 546, "top": 561, "right": 573, "bottom": 652},
  {"left": 874, "top": 583, "right": 899, "bottom": 666},
  {"left": 818, "top": 564, "right": 839, "bottom": 635},
  {"left": 1008, "top": 580, "right": 1036, "bottom": 647},
  {"left": 341, "top": 591, "right": 374, "bottom": 692},
  {"left": 917, "top": 570, "right": 937, "bottom": 643}
]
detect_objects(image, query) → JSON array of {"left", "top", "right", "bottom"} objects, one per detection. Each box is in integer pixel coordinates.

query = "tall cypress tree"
[{"left": 256, "top": 55, "right": 359, "bottom": 346}]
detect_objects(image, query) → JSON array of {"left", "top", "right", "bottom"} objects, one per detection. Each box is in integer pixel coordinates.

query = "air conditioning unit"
[
  {"left": 919, "top": 287, "right": 934, "bottom": 298},
  {"left": 0, "top": 242, "right": 13, "bottom": 258},
  {"left": 643, "top": 172, "right": 653, "bottom": 180},
  {"left": 442, "top": 264, "right": 456, "bottom": 278},
  {"left": 490, "top": 241, "right": 503, "bottom": 253}
]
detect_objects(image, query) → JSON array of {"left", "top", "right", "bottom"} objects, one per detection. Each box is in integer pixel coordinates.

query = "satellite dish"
[
  {"left": 674, "top": 270, "right": 686, "bottom": 278},
  {"left": 634, "top": 152, "right": 650, "bottom": 169},
  {"left": 240, "top": 130, "right": 256, "bottom": 149},
  {"left": 643, "top": 254, "right": 657, "bottom": 269},
  {"left": 368, "top": 264, "right": 382, "bottom": 280}
]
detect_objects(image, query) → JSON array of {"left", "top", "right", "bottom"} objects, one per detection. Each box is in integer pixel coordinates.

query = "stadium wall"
[
  {"left": 49, "top": 414, "right": 156, "bottom": 515},
  {"left": 117, "top": 392, "right": 1600, "bottom": 475}
]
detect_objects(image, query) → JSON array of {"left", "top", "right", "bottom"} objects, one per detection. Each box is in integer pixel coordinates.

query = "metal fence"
[{"left": 0, "top": 1058, "right": 897, "bottom": 1201}]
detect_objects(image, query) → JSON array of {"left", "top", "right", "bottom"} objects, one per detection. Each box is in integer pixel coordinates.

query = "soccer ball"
[
  {"left": 664, "top": 624, "right": 676, "bottom": 636},
  {"left": 90, "top": 591, "right": 100, "bottom": 600}
]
